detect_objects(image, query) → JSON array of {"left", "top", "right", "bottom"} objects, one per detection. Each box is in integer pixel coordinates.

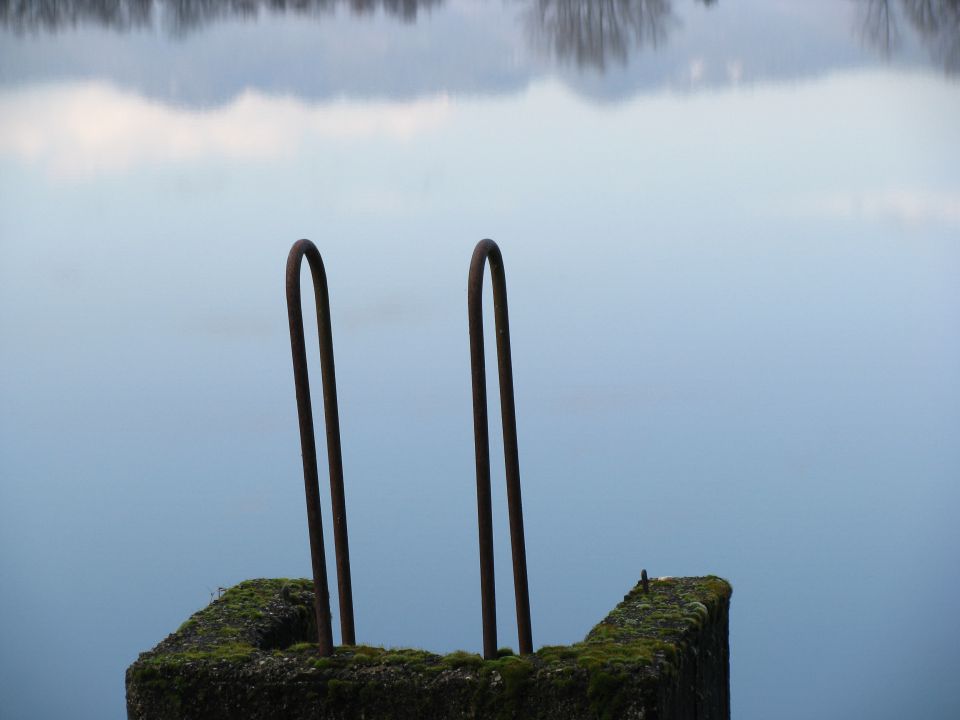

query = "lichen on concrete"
[{"left": 127, "top": 575, "right": 731, "bottom": 720}]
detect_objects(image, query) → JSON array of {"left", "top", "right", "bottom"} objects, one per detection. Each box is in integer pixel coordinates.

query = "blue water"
[{"left": 1, "top": 2, "right": 958, "bottom": 719}]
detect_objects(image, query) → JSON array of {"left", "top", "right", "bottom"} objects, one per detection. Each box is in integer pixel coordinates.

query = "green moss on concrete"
[{"left": 442, "top": 650, "right": 483, "bottom": 669}]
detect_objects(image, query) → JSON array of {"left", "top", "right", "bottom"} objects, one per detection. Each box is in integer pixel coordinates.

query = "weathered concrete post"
[{"left": 127, "top": 574, "right": 731, "bottom": 720}]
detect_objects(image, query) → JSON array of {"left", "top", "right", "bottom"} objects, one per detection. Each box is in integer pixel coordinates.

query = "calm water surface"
[{"left": 1, "top": 2, "right": 959, "bottom": 719}]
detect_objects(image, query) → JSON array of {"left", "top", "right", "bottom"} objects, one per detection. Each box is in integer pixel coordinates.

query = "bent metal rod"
[
  {"left": 468, "top": 239, "right": 533, "bottom": 659},
  {"left": 286, "top": 239, "right": 355, "bottom": 656}
]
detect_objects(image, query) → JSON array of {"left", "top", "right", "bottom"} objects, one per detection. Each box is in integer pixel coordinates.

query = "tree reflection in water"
[
  {"left": 0, "top": 0, "right": 443, "bottom": 34},
  {"left": 901, "top": 0, "right": 960, "bottom": 70},
  {"left": 0, "top": 0, "right": 687, "bottom": 70},
  {"left": 858, "top": 0, "right": 960, "bottom": 72},
  {"left": 523, "top": 0, "right": 675, "bottom": 71},
  {"left": 1, "top": 0, "right": 958, "bottom": 76},
  {"left": 0, "top": 0, "right": 154, "bottom": 32}
]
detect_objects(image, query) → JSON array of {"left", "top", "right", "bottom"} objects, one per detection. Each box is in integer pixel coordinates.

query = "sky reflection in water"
[{"left": 0, "top": 2, "right": 958, "bottom": 720}]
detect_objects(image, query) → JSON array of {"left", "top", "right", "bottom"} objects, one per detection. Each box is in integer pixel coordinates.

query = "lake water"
[{"left": 1, "top": 1, "right": 958, "bottom": 719}]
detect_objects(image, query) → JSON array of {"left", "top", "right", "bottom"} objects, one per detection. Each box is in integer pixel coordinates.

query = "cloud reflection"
[
  {"left": 0, "top": 82, "right": 452, "bottom": 177},
  {"left": 797, "top": 188, "right": 960, "bottom": 228}
]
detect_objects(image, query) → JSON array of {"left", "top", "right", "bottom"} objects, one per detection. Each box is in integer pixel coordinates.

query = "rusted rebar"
[
  {"left": 286, "top": 239, "right": 355, "bottom": 656},
  {"left": 468, "top": 239, "right": 533, "bottom": 659}
]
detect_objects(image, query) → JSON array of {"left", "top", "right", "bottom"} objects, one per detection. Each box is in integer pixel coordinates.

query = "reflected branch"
[
  {"left": 901, "top": 0, "right": 960, "bottom": 71},
  {"left": 856, "top": 0, "right": 960, "bottom": 72},
  {"left": 858, "top": 0, "right": 900, "bottom": 56}
]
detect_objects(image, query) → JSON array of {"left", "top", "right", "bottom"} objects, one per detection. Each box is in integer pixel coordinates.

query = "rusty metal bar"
[
  {"left": 286, "top": 239, "right": 355, "bottom": 656},
  {"left": 468, "top": 239, "right": 533, "bottom": 659}
]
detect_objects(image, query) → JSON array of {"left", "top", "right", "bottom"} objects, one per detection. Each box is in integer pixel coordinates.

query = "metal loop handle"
[
  {"left": 286, "top": 239, "right": 355, "bottom": 656},
  {"left": 468, "top": 239, "right": 533, "bottom": 659}
]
